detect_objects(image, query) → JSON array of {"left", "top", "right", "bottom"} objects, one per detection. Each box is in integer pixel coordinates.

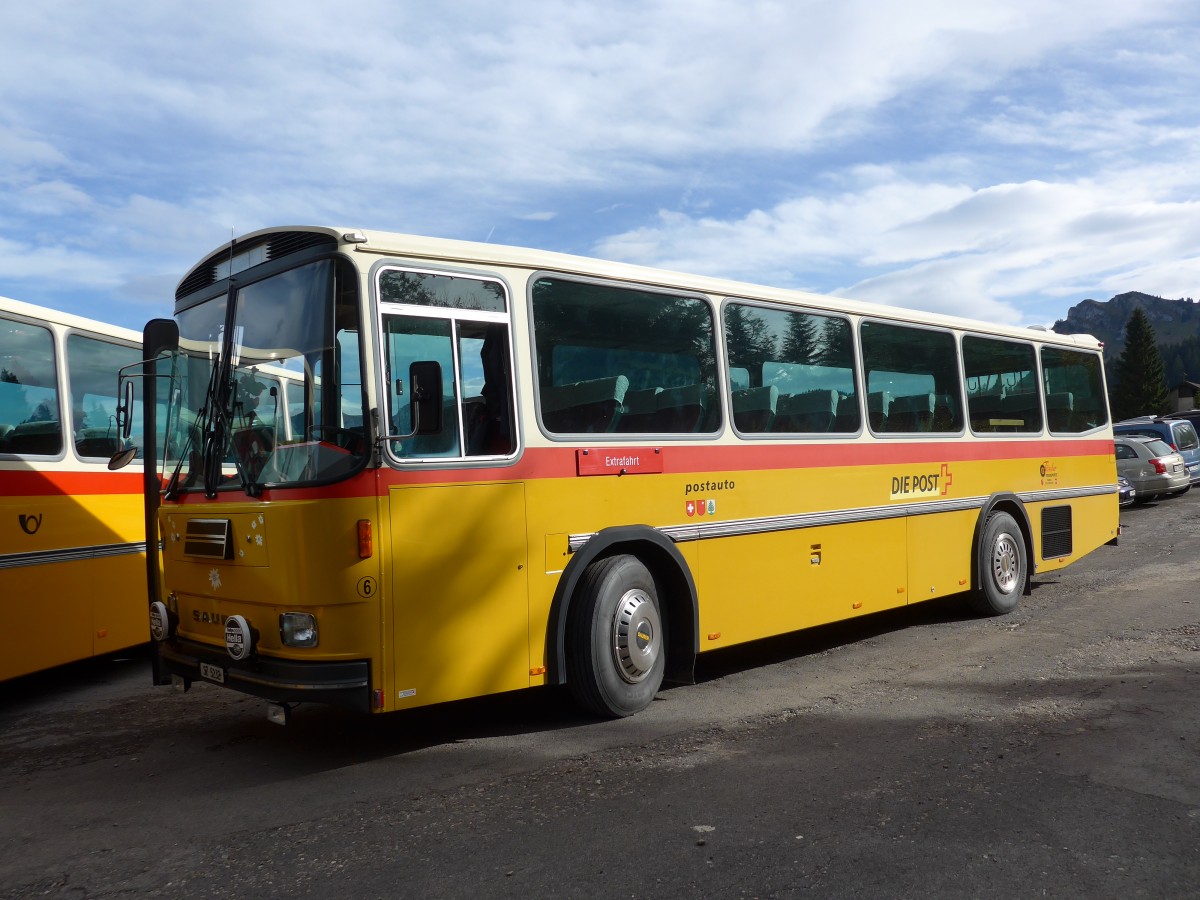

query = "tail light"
[{"left": 1150, "top": 458, "right": 1168, "bottom": 474}]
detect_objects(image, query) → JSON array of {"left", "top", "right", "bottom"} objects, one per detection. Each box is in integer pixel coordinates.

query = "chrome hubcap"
[
  {"left": 612, "top": 589, "right": 661, "bottom": 684},
  {"left": 992, "top": 531, "right": 1019, "bottom": 595}
]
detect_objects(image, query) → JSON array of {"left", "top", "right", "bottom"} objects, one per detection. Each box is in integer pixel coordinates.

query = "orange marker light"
[
  {"left": 707, "top": 632, "right": 722, "bottom": 641},
  {"left": 530, "top": 666, "right": 547, "bottom": 676},
  {"left": 357, "top": 519, "right": 373, "bottom": 559}
]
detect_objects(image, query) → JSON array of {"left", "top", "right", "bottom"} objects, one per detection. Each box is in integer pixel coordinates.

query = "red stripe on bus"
[
  {"left": 0, "top": 469, "right": 144, "bottom": 496},
  {"left": 157, "top": 437, "right": 1112, "bottom": 503}
]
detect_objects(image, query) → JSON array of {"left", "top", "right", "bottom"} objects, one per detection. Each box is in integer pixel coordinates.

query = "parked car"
[
  {"left": 1117, "top": 474, "right": 1135, "bottom": 506},
  {"left": 1114, "top": 417, "right": 1200, "bottom": 485},
  {"left": 1113, "top": 436, "right": 1190, "bottom": 502}
]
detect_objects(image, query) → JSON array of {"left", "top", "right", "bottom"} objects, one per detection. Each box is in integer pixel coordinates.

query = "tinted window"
[
  {"left": 860, "top": 322, "right": 963, "bottom": 433},
  {"left": 379, "top": 270, "right": 507, "bottom": 313},
  {"left": 1172, "top": 422, "right": 1198, "bottom": 451},
  {"left": 66, "top": 333, "right": 141, "bottom": 459},
  {"left": 532, "top": 278, "right": 719, "bottom": 434},
  {"left": 1145, "top": 439, "right": 1174, "bottom": 457},
  {"left": 0, "top": 318, "right": 62, "bottom": 456},
  {"left": 962, "top": 336, "right": 1042, "bottom": 434},
  {"left": 723, "top": 302, "right": 859, "bottom": 434},
  {"left": 1041, "top": 347, "right": 1108, "bottom": 433},
  {"left": 1115, "top": 443, "right": 1137, "bottom": 460}
]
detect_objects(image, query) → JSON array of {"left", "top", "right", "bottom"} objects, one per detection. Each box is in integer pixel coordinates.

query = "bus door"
[{"left": 376, "top": 268, "right": 526, "bottom": 709}]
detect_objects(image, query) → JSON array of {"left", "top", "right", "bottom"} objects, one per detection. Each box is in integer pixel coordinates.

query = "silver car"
[{"left": 1114, "top": 436, "right": 1190, "bottom": 502}]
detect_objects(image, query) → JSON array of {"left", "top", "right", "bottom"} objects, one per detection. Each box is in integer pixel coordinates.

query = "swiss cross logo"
[
  {"left": 686, "top": 500, "right": 696, "bottom": 517},
  {"left": 940, "top": 463, "right": 954, "bottom": 495}
]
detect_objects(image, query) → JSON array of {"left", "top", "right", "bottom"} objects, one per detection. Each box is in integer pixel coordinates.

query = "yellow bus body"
[
  {"left": 1, "top": 297, "right": 154, "bottom": 681},
  {"left": 148, "top": 227, "right": 1119, "bottom": 717}
]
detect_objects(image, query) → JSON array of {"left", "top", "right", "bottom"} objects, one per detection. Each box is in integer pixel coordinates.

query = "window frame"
[
  {"left": 64, "top": 328, "right": 144, "bottom": 461},
  {"left": 529, "top": 272, "right": 723, "bottom": 441},
  {"left": 858, "top": 318, "right": 966, "bottom": 438},
  {"left": 1039, "top": 345, "right": 1110, "bottom": 436},
  {"left": 720, "top": 297, "right": 863, "bottom": 439},
  {"left": 961, "top": 333, "right": 1044, "bottom": 437},
  {"left": 0, "top": 313, "right": 66, "bottom": 461},
  {"left": 373, "top": 262, "right": 520, "bottom": 468}
]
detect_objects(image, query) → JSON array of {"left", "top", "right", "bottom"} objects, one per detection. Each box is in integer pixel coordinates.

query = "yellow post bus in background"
[
  {"left": 1, "top": 297, "right": 158, "bottom": 680},
  {"left": 123, "top": 227, "right": 1118, "bottom": 720}
]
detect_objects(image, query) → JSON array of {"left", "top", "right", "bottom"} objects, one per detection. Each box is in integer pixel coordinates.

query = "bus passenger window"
[
  {"left": 0, "top": 317, "right": 63, "bottom": 456},
  {"left": 532, "top": 277, "right": 720, "bottom": 435},
  {"left": 723, "top": 302, "right": 859, "bottom": 434},
  {"left": 860, "top": 321, "right": 963, "bottom": 435},
  {"left": 67, "top": 333, "right": 143, "bottom": 459},
  {"left": 963, "top": 336, "right": 1041, "bottom": 434},
  {"left": 1041, "top": 347, "right": 1107, "bottom": 433}
]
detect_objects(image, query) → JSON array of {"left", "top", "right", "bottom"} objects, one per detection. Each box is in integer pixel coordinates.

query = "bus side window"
[
  {"left": 963, "top": 336, "right": 1040, "bottom": 434},
  {"left": 532, "top": 278, "right": 721, "bottom": 435},
  {"left": 0, "top": 317, "right": 63, "bottom": 456},
  {"left": 462, "top": 322, "right": 515, "bottom": 456},
  {"left": 1041, "top": 347, "right": 1107, "bottom": 433},
  {"left": 861, "top": 321, "right": 963, "bottom": 435},
  {"left": 66, "top": 333, "right": 142, "bottom": 459},
  {"left": 724, "top": 302, "right": 859, "bottom": 435}
]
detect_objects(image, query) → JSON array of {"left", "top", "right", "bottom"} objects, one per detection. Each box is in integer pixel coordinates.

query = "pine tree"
[
  {"left": 1111, "top": 307, "right": 1170, "bottom": 419},
  {"left": 782, "top": 313, "right": 818, "bottom": 363}
]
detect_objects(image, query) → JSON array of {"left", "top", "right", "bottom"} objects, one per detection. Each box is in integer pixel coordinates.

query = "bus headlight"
[
  {"left": 149, "top": 601, "right": 171, "bottom": 641},
  {"left": 280, "top": 612, "right": 318, "bottom": 648}
]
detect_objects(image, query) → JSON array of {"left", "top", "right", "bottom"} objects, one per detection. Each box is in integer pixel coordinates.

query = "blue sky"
[{"left": 2, "top": 1, "right": 1199, "bottom": 332}]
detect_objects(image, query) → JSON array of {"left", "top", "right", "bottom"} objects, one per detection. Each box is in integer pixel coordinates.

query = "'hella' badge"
[{"left": 224, "top": 615, "right": 253, "bottom": 661}]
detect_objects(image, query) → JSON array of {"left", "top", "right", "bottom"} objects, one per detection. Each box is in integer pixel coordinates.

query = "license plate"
[
  {"left": 199, "top": 661, "right": 225, "bottom": 684},
  {"left": 1174, "top": 464, "right": 1183, "bottom": 473}
]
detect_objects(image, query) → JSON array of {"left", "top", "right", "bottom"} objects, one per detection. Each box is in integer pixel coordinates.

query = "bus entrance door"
[{"left": 387, "top": 482, "right": 529, "bottom": 709}]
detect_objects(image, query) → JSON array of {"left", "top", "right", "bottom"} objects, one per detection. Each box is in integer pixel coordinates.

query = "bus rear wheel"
[
  {"left": 566, "top": 554, "right": 665, "bottom": 718},
  {"left": 970, "top": 511, "right": 1026, "bottom": 616}
]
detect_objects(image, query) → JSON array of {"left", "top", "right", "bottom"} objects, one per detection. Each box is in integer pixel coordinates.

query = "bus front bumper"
[{"left": 157, "top": 639, "right": 372, "bottom": 713}]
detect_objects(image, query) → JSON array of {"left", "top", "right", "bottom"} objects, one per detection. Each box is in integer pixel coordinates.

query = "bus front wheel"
[
  {"left": 970, "top": 511, "right": 1026, "bottom": 616},
  {"left": 566, "top": 554, "right": 666, "bottom": 718}
]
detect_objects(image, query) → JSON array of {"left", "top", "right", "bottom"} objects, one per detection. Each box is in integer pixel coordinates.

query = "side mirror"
[
  {"left": 120, "top": 379, "right": 136, "bottom": 441},
  {"left": 108, "top": 445, "right": 138, "bottom": 471},
  {"left": 143, "top": 318, "right": 180, "bottom": 358}
]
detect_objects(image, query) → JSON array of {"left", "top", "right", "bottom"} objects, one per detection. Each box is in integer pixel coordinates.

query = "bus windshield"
[{"left": 163, "top": 257, "right": 367, "bottom": 494}]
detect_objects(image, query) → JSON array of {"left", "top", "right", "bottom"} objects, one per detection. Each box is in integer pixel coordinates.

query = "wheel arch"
[
  {"left": 546, "top": 525, "right": 698, "bottom": 687},
  {"left": 971, "top": 493, "right": 1034, "bottom": 596}
]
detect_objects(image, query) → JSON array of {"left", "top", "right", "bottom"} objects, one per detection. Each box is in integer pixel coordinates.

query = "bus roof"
[
  {"left": 179, "top": 225, "right": 1104, "bottom": 351},
  {"left": 0, "top": 295, "right": 143, "bottom": 343}
]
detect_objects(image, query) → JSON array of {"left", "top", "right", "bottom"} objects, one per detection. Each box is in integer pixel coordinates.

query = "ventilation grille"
[
  {"left": 1041, "top": 505, "right": 1073, "bottom": 559},
  {"left": 176, "top": 231, "right": 338, "bottom": 300},
  {"left": 184, "top": 518, "right": 233, "bottom": 560}
]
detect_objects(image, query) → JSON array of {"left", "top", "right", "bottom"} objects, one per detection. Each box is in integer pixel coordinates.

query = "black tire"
[
  {"left": 566, "top": 555, "right": 666, "bottom": 717},
  {"left": 969, "top": 511, "right": 1026, "bottom": 616}
]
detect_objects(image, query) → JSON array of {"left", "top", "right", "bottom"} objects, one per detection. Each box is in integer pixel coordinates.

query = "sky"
[{"left": 2, "top": 0, "right": 1199, "bottom": 332}]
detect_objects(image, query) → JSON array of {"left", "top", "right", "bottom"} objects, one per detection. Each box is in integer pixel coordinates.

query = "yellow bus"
[
  {"left": 1, "top": 297, "right": 159, "bottom": 680},
  {"left": 126, "top": 227, "right": 1118, "bottom": 720}
]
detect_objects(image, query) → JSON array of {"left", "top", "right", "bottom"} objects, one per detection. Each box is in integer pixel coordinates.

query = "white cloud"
[{"left": 0, "top": 1, "right": 1196, "bottom": 329}]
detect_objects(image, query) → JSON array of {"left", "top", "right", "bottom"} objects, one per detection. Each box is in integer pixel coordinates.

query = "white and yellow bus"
[
  {"left": 1, "top": 297, "right": 160, "bottom": 680},
  {"left": 130, "top": 227, "right": 1118, "bottom": 720}
]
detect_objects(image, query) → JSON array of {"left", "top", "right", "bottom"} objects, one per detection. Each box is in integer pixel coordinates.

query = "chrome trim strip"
[
  {"left": 1016, "top": 484, "right": 1115, "bottom": 504},
  {"left": 567, "top": 483, "right": 1117, "bottom": 552},
  {"left": 0, "top": 540, "right": 147, "bottom": 570}
]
